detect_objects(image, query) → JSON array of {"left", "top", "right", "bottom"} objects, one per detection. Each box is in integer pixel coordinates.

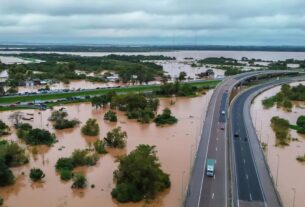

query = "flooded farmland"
[
  {"left": 251, "top": 81, "right": 305, "bottom": 207},
  {"left": 0, "top": 91, "right": 212, "bottom": 207}
]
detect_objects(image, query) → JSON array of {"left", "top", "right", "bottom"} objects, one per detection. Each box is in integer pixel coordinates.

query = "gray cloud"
[{"left": 0, "top": 0, "right": 304, "bottom": 45}]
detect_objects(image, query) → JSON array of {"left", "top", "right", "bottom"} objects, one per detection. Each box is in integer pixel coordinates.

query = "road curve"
[
  {"left": 184, "top": 70, "right": 300, "bottom": 207},
  {"left": 229, "top": 76, "right": 305, "bottom": 207}
]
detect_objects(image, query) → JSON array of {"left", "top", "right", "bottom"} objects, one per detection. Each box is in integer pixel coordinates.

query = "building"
[{"left": 0, "top": 70, "right": 8, "bottom": 82}]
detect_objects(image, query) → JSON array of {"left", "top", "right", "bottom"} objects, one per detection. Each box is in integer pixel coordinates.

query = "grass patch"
[{"left": 0, "top": 80, "right": 220, "bottom": 104}]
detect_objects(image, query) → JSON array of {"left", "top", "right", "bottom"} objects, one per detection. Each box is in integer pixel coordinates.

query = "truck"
[{"left": 206, "top": 159, "right": 215, "bottom": 177}]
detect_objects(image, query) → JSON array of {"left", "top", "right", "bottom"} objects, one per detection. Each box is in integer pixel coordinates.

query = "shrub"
[
  {"left": 0, "top": 197, "right": 3, "bottom": 206},
  {"left": 53, "top": 119, "right": 79, "bottom": 130},
  {"left": 60, "top": 169, "right": 73, "bottom": 181},
  {"left": 72, "top": 173, "right": 87, "bottom": 189},
  {"left": 297, "top": 116, "right": 305, "bottom": 128},
  {"left": 104, "top": 110, "right": 117, "bottom": 122},
  {"left": 0, "top": 120, "right": 10, "bottom": 136},
  {"left": 81, "top": 119, "right": 99, "bottom": 136},
  {"left": 94, "top": 140, "right": 107, "bottom": 154},
  {"left": 271, "top": 116, "right": 290, "bottom": 146},
  {"left": 49, "top": 110, "right": 68, "bottom": 121},
  {"left": 0, "top": 141, "right": 28, "bottom": 167},
  {"left": 17, "top": 127, "right": 56, "bottom": 146},
  {"left": 104, "top": 127, "right": 127, "bottom": 148},
  {"left": 112, "top": 145, "right": 170, "bottom": 203},
  {"left": 154, "top": 108, "right": 178, "bottom": 126},
  {"left": 29, "top": 168, "right": 45, "bottom": 181},
  {"left": 56, "top": 157, "right": 75, "bottom": 171},
  {"left": 0, "top": 158, "right": 14, "bottom": 186}
]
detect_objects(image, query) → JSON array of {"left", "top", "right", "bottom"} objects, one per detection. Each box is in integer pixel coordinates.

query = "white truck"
[{"left": 206, "top": 159, "right": 215, "bottom": 177}]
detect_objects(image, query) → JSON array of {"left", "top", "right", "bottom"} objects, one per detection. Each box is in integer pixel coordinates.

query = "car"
[
  {"left": 234, "top": 133, "right": 239, "bottom": 138},
  {"left": 221, "top": 110, "right": 226, "bottom": 115},
  {"left": 220, "top": 126, "right": 225, "bottom": 130}
]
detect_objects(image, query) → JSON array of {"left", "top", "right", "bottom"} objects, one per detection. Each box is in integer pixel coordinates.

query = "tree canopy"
[{"left": 112, "top": 145, "right": 170, "bottom": 203}]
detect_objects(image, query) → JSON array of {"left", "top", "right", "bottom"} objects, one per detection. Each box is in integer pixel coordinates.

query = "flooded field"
[
  {"left": 251, "top": 81, "right": 305, "bottom": 207},
  {"left": 2, "top": 50, "right": 305, "bottom": 61},
  {"left": 0, "top": 91, "right": 212, "bottom": 207},
  {"left": 14, "top": 80, "right": 123, "bottom": 93}
]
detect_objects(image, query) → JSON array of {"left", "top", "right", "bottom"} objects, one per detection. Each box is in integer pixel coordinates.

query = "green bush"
[
  {"left": 29, "top": 168, "right": 45, "bottom": 181},
  {"left": 104, "top": 110, "right": 117, "bottom": 122},
  {"left": 53, "top": 119, "right": 79, "bottom": 130},
  {"left": 0, "top": 141, "right": 28, "bottom": 167},
  {"left": 112, "top": 145, "right": 170, "bottom": 203},
  {"left": 60, "top": 169, "right": 73, "bottom": 181},
  {"left": 72, "top": 173, "right": 87, "bottom": 189},
  {"left": 0, "top": 158, "right": 14, "bottom": 186},
  {"left": 0, "top": 196, "right": 3, "bottom": 206},
  {"left": 17, "top": 127, "right": 56, "bottom": 146},
  {"left": 297, "top": 116, "right": 305, "bottom": 128},
  {"left": 81, "top": 119, "right": 99, "bottom": 136},
  {"left": 271, "top": 116, "right": 290, "bottom": 146},
  {"left": 94, "top": 140, "right": 107, "bottom": 154},
  {"left": 104, "top": 127, "right": 127, "bottom": 148},
  {"left": 0, "top": 120, "right": 10, "bottom": 136},
  {"left": 154, "top": 108, "right": 178, "bottom": 126},
  {"left": 56, "top": 157, "right": 75, "bottom": 171}
]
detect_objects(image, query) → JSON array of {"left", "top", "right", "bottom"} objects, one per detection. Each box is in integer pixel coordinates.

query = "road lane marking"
[
  {"left": 243, "top": 159, "right": 246, "bottom": 164},
  {"left": 249, "top": 193, "right": 252, "bottom": 201},
  {"left": 215, "top": 147, "right": 218, "bottom": 151},
  {"left": 212, "top": 193, "right": 215, "bottom": 199},
  {"left": 246, "top": 174, "right": 248, "bottom": 180}
]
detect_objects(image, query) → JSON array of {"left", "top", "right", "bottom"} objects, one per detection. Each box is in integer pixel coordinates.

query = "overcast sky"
[{"left": 0, "top": 0, "right": 304, "bottom": 45}]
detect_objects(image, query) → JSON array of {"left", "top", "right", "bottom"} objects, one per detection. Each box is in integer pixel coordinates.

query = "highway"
[
  {"left": 184, "top": 70, "right": 300, "bottom": 207},
  {"left": 230, "top": 76, "right": 305, "bottom": 207}
]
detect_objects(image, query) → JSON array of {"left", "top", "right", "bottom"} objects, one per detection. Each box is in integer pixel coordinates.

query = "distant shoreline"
[{"left": 1, "top": 45, "right": 305, "bottom": 52}]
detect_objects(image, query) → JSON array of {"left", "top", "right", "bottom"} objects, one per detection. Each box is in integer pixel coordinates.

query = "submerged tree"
[
  {"left": 81, "top": 119, "right": 99, "bottom": 136},
  {"left": 104, "top": 127, "right": 127, "bottom": 148},
  {"left": 112, "top": 145, "right": 170, "bottom": 203}
]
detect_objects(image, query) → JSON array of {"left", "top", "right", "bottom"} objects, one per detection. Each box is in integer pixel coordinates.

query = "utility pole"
[
  {"left": 291, "top": 188, "right": 296, "bottom": 207},
  {"left": 276, "top": 154, "right": 280, "bottom": 186}
]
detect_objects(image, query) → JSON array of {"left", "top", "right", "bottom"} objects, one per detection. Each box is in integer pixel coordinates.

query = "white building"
[{"left": 0, "top": 70, "right": 8, "bottom": 82}]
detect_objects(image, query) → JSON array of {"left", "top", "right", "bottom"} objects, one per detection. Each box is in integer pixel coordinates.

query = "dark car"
[{"left": 234, "top": 133, "right": 239, "bottom": 138}]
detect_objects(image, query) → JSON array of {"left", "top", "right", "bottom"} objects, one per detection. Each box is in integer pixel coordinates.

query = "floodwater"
[
  {"left": 0, "top": 91, "right": 212, "bottom": 207},
  {"left": 4, "top": 50, "right": 305, "bottom": 93},
  {"left": 2, "top": 50, "right": 305, "bottom": 61},
  {"left": 251, "top": 81, "right": 305, "bottom": 207}
]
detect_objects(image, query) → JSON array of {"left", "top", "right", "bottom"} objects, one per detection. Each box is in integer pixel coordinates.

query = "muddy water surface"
[
  {"left": 251, "top": 82, "right": 305, "bottom": 207},
  {"left": 0, "top": 91, "right": 212, "bottom": 207}
]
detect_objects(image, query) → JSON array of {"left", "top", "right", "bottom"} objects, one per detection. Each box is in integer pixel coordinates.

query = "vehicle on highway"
[
  {"left": 206, "top": 159, "right": 215, "bottom": 177},
  {"left": 234, "top": 133, "right": 239, "bottom": 138},
  {"left": 221, "top": 110, "right": 226, "bottom": 115}
]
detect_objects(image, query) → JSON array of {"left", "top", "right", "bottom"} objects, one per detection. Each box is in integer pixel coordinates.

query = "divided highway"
[
  {"left": 230, "top": 76, "right": 305, "bottom": 207},
  {"left": 184, "top": 70, "right": 300, "bottom": 207}
]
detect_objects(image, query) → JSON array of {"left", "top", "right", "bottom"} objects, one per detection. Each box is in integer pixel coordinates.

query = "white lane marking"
[
  {"left": 214, "top": 175, "right": 216, "bottom": 180},
  {"left": 212, "top": 193, "right": 215, "bottom": 199},
  {"left": 250, "top": 193, "right": 252, "bottom": 201},
  {"left": 243, "top": 159, "right": 246, "bottom": 164},
  {"left": 215, "top": 160, "right": 217, "bottom": 164},
  {"left": 216, "top": 147, "right": 218, "bottom": 151},
  {"left": 197, "top": 82, "right": 219, "bottom": 207},
  {"left": 245, "top": 174, "right": 248, "bottom": 180},
  {"left": 241, "top": 147, "right": 243, "bottom": 151}
]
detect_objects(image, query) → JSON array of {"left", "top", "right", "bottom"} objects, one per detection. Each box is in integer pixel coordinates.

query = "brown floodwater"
[
  {"left": 251, "top": 81, "right": 305, "bottom": 207},
  {"left": 0, "top": 91, "right": 212, "bottom": 207}
]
